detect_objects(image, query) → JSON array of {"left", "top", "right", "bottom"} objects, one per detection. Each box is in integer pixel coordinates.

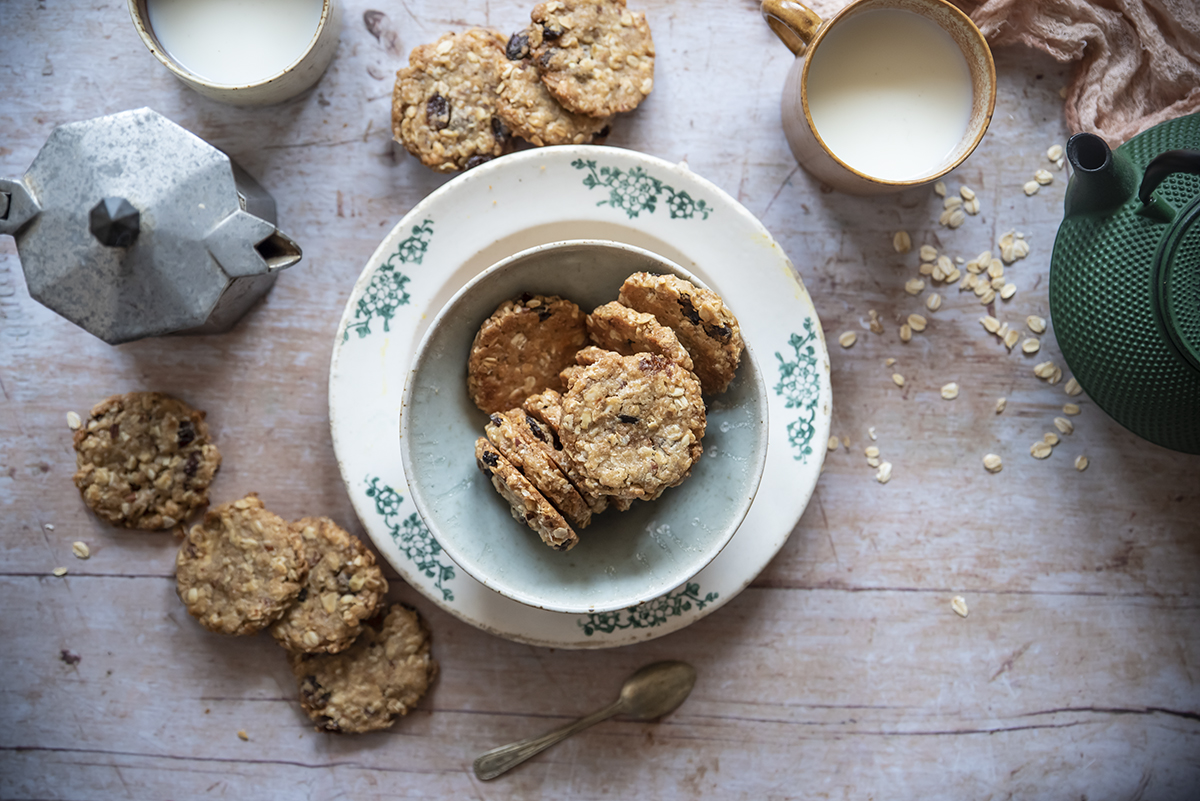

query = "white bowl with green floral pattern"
[
  {"left": 329, "top": 145, "right": 831, "bottom": 648},
  {"left": 399, "top": 240, "right": 769, "bottom": 615}
]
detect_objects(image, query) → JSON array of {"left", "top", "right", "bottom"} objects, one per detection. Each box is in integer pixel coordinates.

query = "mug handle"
[{"left": 761, "top": 0, "right": 824, "bottom": 56}]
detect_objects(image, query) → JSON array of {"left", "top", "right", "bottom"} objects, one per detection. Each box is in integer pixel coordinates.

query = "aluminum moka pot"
[{"left": 0, "top": 107, "right": 301, "bottom": 345}]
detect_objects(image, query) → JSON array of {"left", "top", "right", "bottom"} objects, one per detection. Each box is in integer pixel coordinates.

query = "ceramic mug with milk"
[
  {"left": 762, "top": 0, "right": 996, "bottom": 195},
  {"left": 129, "top": 0, "right": 341, "bottom": 106}
]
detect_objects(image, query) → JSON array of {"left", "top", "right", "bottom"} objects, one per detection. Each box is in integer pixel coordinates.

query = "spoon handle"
[{"left": 473, "top": 700, "right": 624, "bottom": 780}]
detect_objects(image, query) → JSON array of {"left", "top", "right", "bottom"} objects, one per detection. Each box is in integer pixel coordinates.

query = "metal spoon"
[{"left": 473, "top": 660, "right": 697, "bottom": 781}]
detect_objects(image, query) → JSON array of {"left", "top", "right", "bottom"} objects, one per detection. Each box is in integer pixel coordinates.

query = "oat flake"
[
  {"left": 1063, "top": 403, "right": 1081, "bottom": 416},
  {"left": 66, "top": 411, "right": 82, "bottom": 430},
  {"left": 941, "top": 382, "right": 959, "bottom": 400},
  {"left": 1043, "top": 432, "right": 1060, "bottom": 446},
  {"left": 919, "top": 244, "right": 938, "bottom": 262},
  {"left": 71, "top": 541, "right": 90, "bottom": 559},
  {"left": 893, "top": 231, "right": 912, "bottom": 253},
  {"left": 1075, "top": 455, "right": 1089, "bottom": 471},
  {"left": 52, "top": 567, "right": 68, "bottom": 577},
  {"left": 838, "top": 331, "right": 857, "bottom": 348},
  {"left": 983, "top": 453, "right": 1003, "bottom": 473},
  {"left": 1030, "top": 441, "right": 1053, "bottom": 459},
  {"left": 865, "top": 445, "right": 880, "bottom": 459},
  {"left": 1064, "top": 377, "right": 1083, "bottom": 396},
  {"left": 1027, "top": 315, "right": 1047, "bottom": 334},
  {"left": 995, "top": 397, "right": 1007, "bottom": 414},
  {"left": 827, "top": 436, "right": 840, "bottom": 452},
  {"left": 1022, "top": 337, "right": 1041, "bottom": 354},
  {"left": 926, "top": 293, "right": 943, "bottom": 312},
  {"left": 892, "top": 373, "right": 905, "bottom": 387},
  {"left": 951, "top": 596, "right": 969, "bottom": 617},
  {"left": 1023, "top": 180, "right": 1040, "bottom": 196},
  {"left": 1054, "top": 417, "right": 1074, "bottom": 435},
  {"left": 876, "top": 461, "right": 893, "bottom": 484}
]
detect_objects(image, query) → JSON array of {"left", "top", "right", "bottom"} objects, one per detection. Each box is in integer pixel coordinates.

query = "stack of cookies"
[
  {"left": 468, "top": 272, "right": 744, "bottom": 551},
  {"left": 71, "top": 392, "right": 437, "bottom": 734},
  {"left": 174, "top": 494, "right": 437, "bottom": 734},
  {"left": 392, "top": 0, "right": 655, "bottom": 173}
]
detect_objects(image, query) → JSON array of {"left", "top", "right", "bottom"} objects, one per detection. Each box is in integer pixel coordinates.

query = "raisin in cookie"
[
  {"left": 497, "top": 58, "right": 612, "bottom": 146},
  {"left": 618, "top": 272, "right": 744, "bottom": 395},
  {"left": 175, "top": 494, "right": 308, "bottom": 636},
  {"left": 72, "top": 391, "right": 220, "bottom": 530},
  {"left": 392, "top": 29, "right": 513, "bottom": 173},
  {"left": 486, "top": 409, "right": 591, "bottom": 529},
  {"left": 560, "top": 351, "right": 705, "bottom": 501},
  {"left": 270, "top": 517, "right": 389, "bottom": 654},
  {"left": 475, "top": 437, "right": 579, "bottom": 551},
  {"left": 529, "top": 0, "right": 655, "bottom": 118},
  {"left": 290, "top": 604, "right": 437, "bottom": 734},
  {"left": 468, "top": 294, "right": 587, "bottom": 414},
  {"left": 587, "top": 301, "right": 694, "bottom": 370}
]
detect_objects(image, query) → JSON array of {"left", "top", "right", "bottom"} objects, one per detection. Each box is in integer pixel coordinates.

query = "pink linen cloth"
[{"left": 954, "top": 0, "right": 1200, "bottom": 144}]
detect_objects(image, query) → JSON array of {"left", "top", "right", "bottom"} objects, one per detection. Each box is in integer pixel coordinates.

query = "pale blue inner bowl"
[{"left": 399, "top": 240, "right": 769, "bottom": 614}]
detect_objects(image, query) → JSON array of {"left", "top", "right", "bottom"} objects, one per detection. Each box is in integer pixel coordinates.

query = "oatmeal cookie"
[
  {"left": 618, "top": 272, "right": 744, "bottom": 395},
  {"left": 72, "top": 391, "right": 220, "bottom": 530},
  {"left": 529, "top": 0, "right": 655, "bottom": 118},
  {"left": 522, "top": 390, "right": 627, "bottom": 513},
  {"left": 587, "top": 301, "right": 694, "bottom": 370},
  {"left": 175, "top": 494, "right": 308, "bottom": 636},
  {"left": 270, "top": 517, "right": 389, "bottom": 654},
  {"left": 392, "top": 29, "right": 513, "bottom": 173},
  {"left": 486, "top": 409, "right": 591, "bottom": 529},
  {"left": 560, "top": 351, "right": 704, "bottom": 501},
  {"left": 290, "top": 604, "right": 437, "bottom": 734},
  {"left": 468, "top": 293, "right": 588, "bottom": 414},
  {"left": 475, "top": 437, "right": 579, "bottom": 550},
  {"left": 497, "top": 58, "right": 612, "bottom": 146}
]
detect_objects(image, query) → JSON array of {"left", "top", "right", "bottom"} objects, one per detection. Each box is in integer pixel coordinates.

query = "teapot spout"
[
  {"left": 1063, "top": 132, "right": 1139, "bottom": 217},
  {"left": 255, "top": 228, "right": 302, "bottom": 271}
]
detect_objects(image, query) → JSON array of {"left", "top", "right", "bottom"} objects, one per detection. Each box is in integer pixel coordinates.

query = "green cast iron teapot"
[{"left": 1050, "top": 113, "right": 1200, "bottom": 454}]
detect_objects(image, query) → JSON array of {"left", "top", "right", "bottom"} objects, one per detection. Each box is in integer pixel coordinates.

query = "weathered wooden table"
[{"left": 3, "top": 1, "right": 1199, "bottom": 798}]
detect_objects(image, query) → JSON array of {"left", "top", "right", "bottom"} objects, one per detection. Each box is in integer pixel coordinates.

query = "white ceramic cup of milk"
[
  {"left": 762, "top": 0, "right": 995, "bottom": 195},
  {"left": 128, "top": 0, "right": 341, "bottom": 106}
]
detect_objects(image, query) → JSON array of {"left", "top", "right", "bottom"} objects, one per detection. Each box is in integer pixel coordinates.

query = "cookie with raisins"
[
  {"left": 475, "top": 437, "right": 579, "bottom": 551},
  {"left": 528, "top": 0, "right": 655, "bottom": 118},
  {"left": 586, "top": 300, "right": 694, "bottom": 370},
  {"left": 175, "top": 494, "right": 308, "bottom": 636},
  {"left": 485, "top": 409, "right": 592, "bottom": 529},
  {"left": 497, "top": 57, "right": 612, "bottom": 146},
  {"left": 290, "top": 604, "right": 437, "bottom": 733},
  {"left": 392, "top": 29, "right": 514, "bottom": 173},
  {"left": 270, "top": 517, "right": 388, "bottom": 654},
  {"left": 72, "top": 391, "right": 221, "bottom": 529},
  {"left": 618, "top": 272, "right": 744, "bottom": 395}
]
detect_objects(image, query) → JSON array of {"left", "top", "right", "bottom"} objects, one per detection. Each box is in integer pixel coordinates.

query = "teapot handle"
[{"left": 1138, "top": 150, "right": 1200, "bottom": 205}]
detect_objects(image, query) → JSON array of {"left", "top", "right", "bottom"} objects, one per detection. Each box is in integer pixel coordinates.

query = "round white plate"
[{"left": 329, "top": 145, "right": 831, "bottom": 649}]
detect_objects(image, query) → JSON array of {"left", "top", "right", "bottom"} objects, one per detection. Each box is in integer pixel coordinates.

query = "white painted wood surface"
[{"left": 2, "top": 1, "right": 1199, "bottom": 799}]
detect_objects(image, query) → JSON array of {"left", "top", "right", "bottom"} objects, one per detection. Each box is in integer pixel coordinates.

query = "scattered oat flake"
[
  {"left": 869, "top": 309, "right": 885, "bottom": 335},
  {"left": 963, "top": 197, "right": 981, "bottom": 215},
  {"left": 907, "top": 314, "right": 927, "bottom": 332},
  {"left": 865, "top": 445, "right": 880, "bottom": 459},
  {"left": 1022, "top": 337, "right": 1041, "bottom": 354},
  {"left": 951, "top": 596, "right": 969, "bottom": 617},
  {"left": 1034, "top": 361, "right": 1058, "bottom": 379},
  {"left": 919, "top": 262, "right": 935, "bottom": 276},
  {"left": 892, "top": 373, "right": 905, "bottom": 387},
  {"left": 52, "top": 567, "right": 68, "bottom": 577},
  {"left": 893, "top": 230, "right": 912, "bottom": 253},
  {"left": 905, "top": 278, "right": 926, "bottom": 296},
  {"left": 1075, "top": 455, "right": 1090, "bottom": 471},
  {"left": 44, "top": 523, "right": 55, "bottom": 531},
  {"left": 1065, "top": 377, "right": 1082, "bottom": 396},
  {"left": 1034, "top": 169, "right": 1054, "bottom": 185},
  {"left": 885, "top": 358, "right": 896, "bottom": 367},
  {"left": 1054, "top": 417, "right": 1074, "bottom": 435},
  {"left": 941, "top": 382, "right": 959, "bottom": 400},
  {"left": 1000, "top": 283, "right": 1017, "bottom": 300},
  {"left": 900, "top": 324, "right": 913, "bottom": 343},
  {"left": 66, "top": 411, "right": 82, "bottom": 430},
  {"left": 827, "top": 436, "right": 839, "bottom": 452},
  {"left": 1063, "top": 403, "right": 1081, "bottom": 416},
  {"left": 876, "top": 461, "right": 893, "bottom": 484},
  {"left": 1004, "top": 330, "right": 1020, "bottom": 349},
  {"left": 1030, "top": 441, "right": 1053, "bottom": 459},
  {"left": 926, "top": 293, "right": 943, "bottom": 311},
  {"left": 839, "top": 331, "right": 857, "bottom": 348},
  {"left": 1043, "top": 432, "right": 1060, "bottom": 446},
  {"left": 981, "top": 315, "right": 1000, "bottom": 333},
  {"left": 71, "top": 541, "right": 90, "bottom": 559},
  {"left": 960, "top": 186, "right": 976, "bottom": 201},
  {"left": 1047, "top": 144, "right": 1064, "bottom": 162},
  {"left": 237, "top": 730, "right": 250, "bottom": 741},
  {"left": 944, "top": 195, "right": 964, "bottom": 210},
  {"left": 978, "top": 287, "right": 996, "bottom": 305},
  {"left": 1023, "top": 180, "right": 1040, "bottom": 196},
  {"left": 995, "top": 397, "right": 1007, "bottom": 414},
  {"left": 946, "top": 268, "right": 962, "bottom": 283},
  {"left": 868, "top": 426, "right": 877, "bottom": 441},
  {"left": 983, "top": 453, "right": 1003, "bottom": 473},
  {"left": 1027, "top": 315, "right": 1047, "bottom": 334},
  {"left": 948, "top": 209, "right": 967, "bottom": 228},
  {"left": 934, "top": 181, "right": 947, "bottom": 197},
  {"left": 919, "top": 245, "right": 939, "bottom": 262}
]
